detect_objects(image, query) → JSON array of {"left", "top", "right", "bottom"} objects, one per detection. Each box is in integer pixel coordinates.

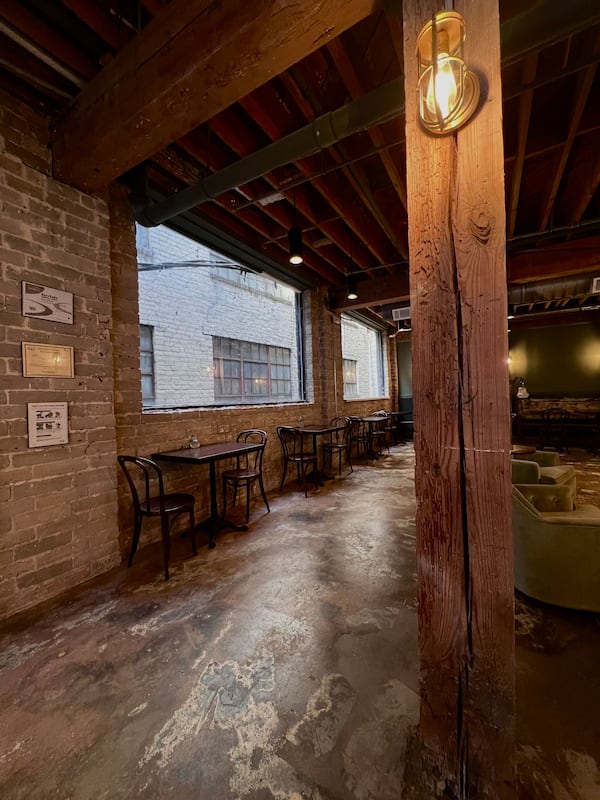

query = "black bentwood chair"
[
  {"left": 322, "top": 417, "right": 353, "bottom": 476},
  {"left": 371, "top": 410, "right": 393, "bottom": 453},
  {"left": 117, "top": 455, "right": 197, "bottom": 580},
  {"left": 348, "top": 417, "right": 371, "bottom": 465},
  {"left": 221, "top": 429, "right": 270, "bottom": 523},
  {"left": 277, "top": 426, "right": 318, "bottom": 497}
]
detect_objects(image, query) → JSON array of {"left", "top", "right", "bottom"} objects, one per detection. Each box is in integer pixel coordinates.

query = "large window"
[
  {"left": 140, "top": 325, "right": 155, "bottom": 403},
  {"left": 342, "top": 358, "right": 358, "bottom": 397},
  {"left": 136, "top": 224, "right": 306, "bottom": 409},
  {"left": 213, "top": 337, "right": 291, "bottom": 403},
  {"left": 341, "top": 314, "right": 387, "bottom": 399}
]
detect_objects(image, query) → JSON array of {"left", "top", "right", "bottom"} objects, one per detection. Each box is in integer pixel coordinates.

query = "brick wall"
[
  {"left": 0, "top": 91, "right": 121, "bottom": 620},
  {"left": 1, "top": 91, "right": 397, "bottom": 621}
]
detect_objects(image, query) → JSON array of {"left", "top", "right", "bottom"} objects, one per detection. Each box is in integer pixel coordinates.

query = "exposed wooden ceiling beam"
[
  {"left": 0, "top": 0, "right": 98, "bottom": 80},
  {"left": 61, "top": 0, "right": 132, "bottom": 53},
  {"left": 170, "top": 133, "right": 344, "bottom": 284},
  {"left": 508, "top": 236, "right": 600, "bottom": 283},
  {"left": 500, "top": 0, "right": 600, "bottom": 66},
  {"left": 237, "top": 82, "right": 398, "bottom": 269},
  {"left": 328, "top": 270, "right": 409, "bottom": 311},
  {"left": 538, "top": 58, "right": 598, "bottom": 231},
  {"left": 326, "top": 36, "right": 408, "bottom": 256},
  {"left": 507, "top": 53, "right": 537, "bottom": 238},
  {"left": 52, "top": 0, "right": 376, "bottom": 192}
]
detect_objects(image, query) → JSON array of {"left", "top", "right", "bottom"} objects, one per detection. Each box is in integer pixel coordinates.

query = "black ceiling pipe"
[{"left": 133, "top": 77, "right": 405, "bottom": 228}]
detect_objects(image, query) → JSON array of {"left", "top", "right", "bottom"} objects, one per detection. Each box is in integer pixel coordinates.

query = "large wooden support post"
[{"left": 402, "top": 1, "right": 516, "bottom": 797}]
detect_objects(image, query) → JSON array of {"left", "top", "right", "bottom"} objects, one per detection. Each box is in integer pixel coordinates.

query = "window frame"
[
  {"left": 341, "top": 313, "right": 388, "bottom": 400},
  {"left": 213, "top": 336, "right": 293, "bottom": 405},
  {"left": 139, "top": 324, "right": 155, "bottom": 403}
]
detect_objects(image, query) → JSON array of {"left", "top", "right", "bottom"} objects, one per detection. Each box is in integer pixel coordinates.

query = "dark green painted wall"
[{"left": 509, "top": 319, "right": 600, "bottom": 395}]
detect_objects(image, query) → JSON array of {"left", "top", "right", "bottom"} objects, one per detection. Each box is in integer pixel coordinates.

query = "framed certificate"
[
  {"left": 22, "top": 342, "right": 75, "bottom": 378},
  {"left": 27, "top": 402, "right": 69, "bottom": 447}
]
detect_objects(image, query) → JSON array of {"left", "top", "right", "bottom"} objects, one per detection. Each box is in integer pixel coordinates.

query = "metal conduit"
[
  {"left": 133, "top": 77, "right": 405, "bottom": 228},
  {"left": 509, "top": 274, "right": 598, "bottom": 305},
  {"left": 0, "top": 20, "right": 85, "bottom": 89}
]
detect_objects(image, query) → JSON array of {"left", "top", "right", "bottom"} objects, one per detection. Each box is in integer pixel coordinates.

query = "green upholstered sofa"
[
  {"left": 512, "top": 484, "right": 600, "bottom": 612},
  {"left": 511, "top": 450, "right": 576, "bottom": 499}
]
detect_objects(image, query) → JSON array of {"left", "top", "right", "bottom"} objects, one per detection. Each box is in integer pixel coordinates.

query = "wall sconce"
[
  {"left": 346, "top": 275, "right": 358, "bottom": 300},
  {"left": 288, "top": 189, "right": 303, "bottom": 265},
  {"left": 416, "top": 11, "right": 480, "bottom": 135}
]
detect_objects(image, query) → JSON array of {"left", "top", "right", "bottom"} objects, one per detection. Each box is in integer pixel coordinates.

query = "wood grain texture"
[
  {"left": 51, "top": 0, "right": 376, "bottom": 191},
  {"left": 403, "top": 0, "right": 515, "bottom": 796}
]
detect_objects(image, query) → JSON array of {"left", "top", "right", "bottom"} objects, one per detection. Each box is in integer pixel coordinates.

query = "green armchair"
[
  {"left": 511, "top": 450, "right": 576, "bottom": 500},
  {"left": 512, "top": 484, "right": 600, "bottom": 612}
]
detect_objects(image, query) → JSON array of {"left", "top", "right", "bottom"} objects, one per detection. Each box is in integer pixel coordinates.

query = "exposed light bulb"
[{"left": 426, "top": 56, "right": 458, "bottom": 119}]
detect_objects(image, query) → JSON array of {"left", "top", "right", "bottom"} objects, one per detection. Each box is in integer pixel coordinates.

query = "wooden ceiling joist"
[
  {"left": 328, "top": 270, "right": 409, "bottom": 311},
  {"left": 509, "top": 236, "right": 600, "bottom": 282},
  {"left": 51, "top": 0, "right": 377, "bottom": 192}
]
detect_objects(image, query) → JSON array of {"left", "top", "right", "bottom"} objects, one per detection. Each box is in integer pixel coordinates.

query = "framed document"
[
  {"left": 22, "top": 282, "right": 74, "bottom": 324},
  {"left": 22, "top": 342, "right": 75, "bottom": 378},
  {"left": 27, "top": 402, "right": 69, "bottom": 447}
]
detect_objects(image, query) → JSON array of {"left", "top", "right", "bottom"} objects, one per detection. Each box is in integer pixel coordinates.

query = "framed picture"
[
  {"left": 27, "top": 402, "right": 69, "bottom": 447},
  {"left": 22, "top": 342, "right": 75, "bottom": 378},
  {"left": 22, "top": 282, "right": 73, "bottom": 324}
]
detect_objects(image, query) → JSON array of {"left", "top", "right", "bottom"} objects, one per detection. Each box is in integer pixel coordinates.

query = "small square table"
[{"left": 153, "top": 440, "right": 263, "bottom": 548}]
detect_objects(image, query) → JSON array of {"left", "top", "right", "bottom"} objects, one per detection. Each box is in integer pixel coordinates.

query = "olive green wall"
[{"left": 509, "top": 319, "right": 600, "bottom": 395}]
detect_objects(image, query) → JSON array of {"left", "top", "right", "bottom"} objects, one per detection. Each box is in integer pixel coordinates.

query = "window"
[
  {"left": 140, "top": 325, "right": 155, "bottom": 403},
  {"left": 213, "top": 337, "right": 291, "bottom": 403},
  {"left": 341, "top": 314, "right": 387, "bottom": 399},
  {"left": 136, "top": 223, "right": 307, "bottom": 409},
  {"left": 343, "top": 358, "right": 358, "bottom": 397}
]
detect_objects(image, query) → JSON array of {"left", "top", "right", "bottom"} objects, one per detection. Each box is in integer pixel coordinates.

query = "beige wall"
[{"left": 1, "top": 91, "right": 397, "bottom": 621}]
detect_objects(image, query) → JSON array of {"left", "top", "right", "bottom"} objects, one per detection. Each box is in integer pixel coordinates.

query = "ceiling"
[{"left": 1, "top": 0, "right": 599, "bottom": 326}]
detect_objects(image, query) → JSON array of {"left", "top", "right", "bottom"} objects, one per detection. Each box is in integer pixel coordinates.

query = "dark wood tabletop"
[
  {"left": 153, "top": 441, "right": 261, "bottom": 464},
  {"left": 153, "top": 441, "right": 263, "bottom": 547},
  {"left": 292, "top": 422, "right": 345, "bottom": 484}
]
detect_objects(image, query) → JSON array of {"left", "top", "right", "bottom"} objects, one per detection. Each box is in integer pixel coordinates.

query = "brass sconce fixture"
[{"left": 416, "top": 10, "right": 480, "bottom": 135}]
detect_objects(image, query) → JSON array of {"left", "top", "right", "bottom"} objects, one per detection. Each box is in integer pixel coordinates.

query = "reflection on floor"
[
  {"left": 0, "top": 445, "right": 598, "bottom": 799},
  {"left": 516, "top": 447, "right": 600, "bottom": 799}
]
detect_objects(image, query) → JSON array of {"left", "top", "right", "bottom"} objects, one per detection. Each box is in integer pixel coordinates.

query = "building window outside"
[
  {"left": 136, "top": 223, "right": 306, "bottom": 409},
  {"left": 343, "top": 358, "right": 358, "bottom": 397},
  {"left": 213, "top": 337, "right": 291, "bottom": 403},
  {"left": 140, "top": 324, "right": 155, "bottom": 403},
  {"left": 341, "top": 314, "right": 387, "bottom": 399}
]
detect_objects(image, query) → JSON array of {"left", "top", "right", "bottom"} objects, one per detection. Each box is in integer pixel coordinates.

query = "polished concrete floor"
[{"left": 1, "top": 445, "right": 599, "bottom": 799}]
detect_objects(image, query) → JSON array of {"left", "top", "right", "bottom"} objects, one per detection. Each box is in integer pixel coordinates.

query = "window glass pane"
[
  {"left": 139, "top": 324, "right": 155, "bottom": 403},
  {"left": 341, "top": 315, "right": 387, "bottom": 399},
  {"left": 137, "top": 223, "right": 306, "bottom": 408}
]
